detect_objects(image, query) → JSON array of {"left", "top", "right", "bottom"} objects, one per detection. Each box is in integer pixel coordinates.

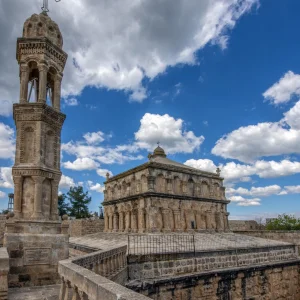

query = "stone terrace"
[{"left": 70, "top": 232, "right": 292, "bottom": 253}]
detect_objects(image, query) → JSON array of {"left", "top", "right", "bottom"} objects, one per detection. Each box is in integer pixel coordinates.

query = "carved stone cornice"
[
  {"left": 17, "top": 37, "right": 68, "bottom": 69},
  {"left": 102, "top": 192, "right": 230, "bottom": 206},
  {"left": 12, "top": 167, "right": 62, "bottom": 181},
  {"left": 13, "top": 103, "right": 66, "bottom": 129}
]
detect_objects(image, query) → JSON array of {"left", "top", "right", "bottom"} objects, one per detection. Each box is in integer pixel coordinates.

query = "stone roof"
[
  {"left": 107, "top": 146, "right": 221, "bottom": 182},
  {"left": 23, "top": 13, "right": 63, "bottom": 48}
]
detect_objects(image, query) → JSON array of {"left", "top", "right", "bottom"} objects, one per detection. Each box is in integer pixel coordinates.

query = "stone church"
[{"left": 103, "top": 146, "right": 230, "bottom": 233}]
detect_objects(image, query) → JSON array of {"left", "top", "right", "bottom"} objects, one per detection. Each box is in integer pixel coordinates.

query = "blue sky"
[{"left": 0, "top": 0, "right": 300, "bottom": 220}]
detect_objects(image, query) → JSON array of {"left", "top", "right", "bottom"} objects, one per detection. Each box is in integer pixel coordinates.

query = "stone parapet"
[
  {"left": 0, "top": 248, "right": 9, "bottom": 300},
  {"left": 65, "top": 218, "right": 105, "bottom": 237},
  {"left": 58, "top": 245, "right": 150, "bottom": 300}
]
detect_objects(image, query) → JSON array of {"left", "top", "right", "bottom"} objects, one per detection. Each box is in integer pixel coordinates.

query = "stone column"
[
  {"left": 162, "top": 209, "right": 171, "bottom": 232},
  {"left": 19, "top": 64, "right": 29, "bottom": 103},
  {"left": 131, "top": 210, "right": 137, "bottom": 233},
  {"left": 125, "top": 210, "right": 131, "bottom": 232},
  {"left": 59, "top": 277, "right": 67, "bottom": 300},
  {"left": 224, "top": 212, "right": 230, "bottom": 231},
  {"left": 173, "top": 210, "right": 181, "bottom": 231},
  {"left": 167, "top": 179, "right": 173, "bottom": 194},
  {"left": 119, "top": 211, "right": 124, "bottom": 232},
  {"left": 72, "top": 285, "right": 80, "bottom": 300},
  {"left": 138, "top": 209, "right": 145, "bottom": 233},
  {"left": 54, "top": 74, "right": 62, "bottom": 111},
  {"left": 205, "top": 210, "right": 211, "bottom": 230},
  {"left": 51, "top": 179, "right": 60, "bottom": 220},
  {"left": 216, "top": 212, "right": 224, "bottom": 231},
  {"left": 13, "top": 176, "right": 23, "bottom": 218},
  {"left": 104, "top": 212, "right": 109, "bottom": 232},
  {"left": 113, "top": 213, "right": 119, "bottom": 232},
  {"left": 147, "top": 176, "right": 155, "bottom": 192},
  {"left": 148, "top": 207, "right": 158, "bottom": 232},
  {"left": 108, "top": 213, "right": 113, "bottom": 232},
  {"left": 38, "top": 63, "right": 48, "bottom": 103},
  {"left": 31, "top": 176, "right": 44, "bottom": 220}
]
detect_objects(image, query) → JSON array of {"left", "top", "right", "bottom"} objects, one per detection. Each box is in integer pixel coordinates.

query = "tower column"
[
  {"left": 162, "top": 208, "right": 171, "bottom": 232},
  {"left": 31, "top": 176, "right": 44, "bottom": 219},
  {"left": 54, "top": 74, "right": 62, "bottom": 111},
  {"left": 19, "top": 64, "right": 29, "bottom": 103},
  {"left": 173, "top": 209, "right": 181, "bottom": 231},
  {"left": 138, "top": 209, "right": 145, "bottom": 233},
  {"left": 38, "top": 63, "right": 48, "bottom": 103},
  {"left": 13, "top": 176, "right": 23, "bottom": 218},
  {"left": 51, "top": 179, "right": 60, "bottom": 220}
]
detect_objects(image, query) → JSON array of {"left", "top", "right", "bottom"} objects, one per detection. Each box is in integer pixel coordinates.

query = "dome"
[
  {"left": 153, "top": 145, "right": 167, "bottom": 157},
  {"left": 23, "top": 13, "right": 63, "bottom": 48}
]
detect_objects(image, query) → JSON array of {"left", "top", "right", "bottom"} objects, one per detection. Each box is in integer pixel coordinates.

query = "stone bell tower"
[{"left": 4, "top": 11, "right": 69, "bottom": 287}]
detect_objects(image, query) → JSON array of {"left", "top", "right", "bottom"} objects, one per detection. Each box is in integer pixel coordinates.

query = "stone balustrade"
[
  {"left": 59, "top": 245, "right": 150, "bottom": 300},
  {"left": 0, "top": 248, "right": 9, "bottom": 300}
]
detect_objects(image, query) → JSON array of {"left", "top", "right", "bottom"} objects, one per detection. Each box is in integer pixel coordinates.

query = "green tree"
[
  {"left": 266, "top": 214, "right": 300, "bottom": 230},
  {"left": 1, "top": 209, "right": 9, "bottom": 215},
  {"left": 67, "top": 186, "right": 91, "bottom": 219},
  {"left": 58, "top": 193, "right": 70, "bottom": 217}
]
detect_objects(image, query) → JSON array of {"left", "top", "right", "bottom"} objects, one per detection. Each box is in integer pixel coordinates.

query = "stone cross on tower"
[
  {"left": 42, "top": 0, "right": 61, "bottom": 14},
  {"left": 13, "top": 12, "right": 68, "bottom": 221}
]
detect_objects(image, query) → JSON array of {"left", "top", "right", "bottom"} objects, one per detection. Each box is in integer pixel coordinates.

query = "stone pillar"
[
  {"left": 224, "top": 212, "right": 230, "bottom": 231},
  {"left": 72, "top": 285, "right": 80, "bottom": 300},
  {"left": 125, "top": 210, "right": 131, "bottom": 232},
  {"left": 119, "top": 211, "right": 124, "bottom": 232},
  {"left": 19, "top": 64, "right": 29, "bottom": 103},
  {"left": 138, "top": 209, "right": 145, "bottom": 233},
  {"left": 167, "top": 179, "right": 173, "bottom": 194},
  {"left": 148, "top": 207, "right": 158, "bottom": 232},
  {"left": 51, "top": 179, "right": 60, "bottom": 220},
  {"left": 113, "top": 213, "right": 119, "bottom": 232},
  {"left": 162, "top": 208, "right": 171, "bottom": 232},
  {"left": 205, "top": 210, "right": 211, "bottom": 230},
  {"left": 54, "top": 74, "right": 62, "bottom": 111},
  {"left": 108, "top": 213, "right": 113, "bottom": 232},
  {"left": 38, "top": 63, "right": 48, "bottom": 103},
  {"left": 216, "top": 212, "right": 224, "bottom": 231},
  {"left": 31, "top": 176, "right": 44, "bottom": 220},
  {"left": 173, "top": 210, "right": 181, "bottom": 231},
  {"left": 147, "top": 176, "right": 155, "bottom": 192},
  {"left": 13, "top": 176, "right": 23, "bottom": 218},
  {"left": 59, "top": 277, "right": 67, "bottom": 300},
  {"left": 104, "top": 212, "right": 109, "bottom": 232},
  {"left": 131, "top": 210, "right": 137, "bottom": 233}
]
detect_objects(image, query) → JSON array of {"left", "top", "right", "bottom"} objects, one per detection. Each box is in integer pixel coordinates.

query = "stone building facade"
[
  {"left": 4, "top": 12, "right": 69, "bottom": 286},
  {"left": 103, "top": 146, "right": 230, "bottom": 233}
]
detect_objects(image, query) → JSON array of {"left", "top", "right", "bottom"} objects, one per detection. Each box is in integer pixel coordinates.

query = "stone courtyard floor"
[
  {"left": 8, "top": 285, "right": 60, "bottom": 300},
  {"left": 70, "top": 232, "right": 291, "bottom": 254}
]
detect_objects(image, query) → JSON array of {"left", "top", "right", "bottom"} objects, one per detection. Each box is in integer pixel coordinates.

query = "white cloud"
[
  {"left": 87, "top": 181, "right": 104, "bottom": 193},
  {"left": 0, "top": 0, "right": 258, "bottom": 115},
  {"left": 229, "top": 196, "right": 261, "bottom": 206},
  {"left": 263, "top": 71, "right": 300, "bottom": 105},
  {"left": 185, "top": 158, "right": 300, "bottom": 184},
  {"left": 63, "top": 158, "right": 100, "bottom": 171},
  {"left": 281, "top": 185, "right": 300, "bottom": 195},
  {"left": 83, "top": 131, "right": 106, "bottom": 145},
  {"left": 227, "top": 185, "right": 282, "bottom": 198},
  {"left": 96, "top": 169, "right": 113, "bottom": 178},
  {"left": 0, "top": 191, "right": 5, "bottom": 199},
  {"left": 64, "top": 97, "right": 79, "bottom": 106},
  {"left": 59, "top": 175, "right": 75, "bottom": 189},
  {"left": 0, "top": 123, "right": 15, "bottom": 160},
  {"left": 212, "top": 100, "right": 300, "bottom": 162},
  {"left": 0, "top": 167, "right": 13, "bottom": 189},
  {"left": 135, "top": 113, "right": 204, "bottom": 153}
]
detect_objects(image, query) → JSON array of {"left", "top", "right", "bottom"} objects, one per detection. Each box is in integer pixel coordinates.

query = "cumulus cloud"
[
  {"left": 83, "top": 131, "right": 106, "bottom": 145},
  {"left": 0, "top": 123, "right": 15, "bottom": 160},
  {"left": 0, "top": 167, "right": 13, "bottom": 189},
  {"left": 263, "top": 71, "right": 300, "bottom": 105},
  {"left": 185, "top": 159, "right": 300, "bottom": 184},
  {"left": 96, "top": 169, "right": 113, "bottom": 178},
  {"left": 87, "top": 181, "right": 104, "bottom": 193},
  {"left": 229, "top": 196, "right": 261, "bottom": 206},
  {"left": 0, "top": 0, "right": 258, "bottom": 115},
  {"left": 281, "top": 185, "right": 300, "bottom": 195},
  {"left": 59, "top": 175, "right": 75, "bottom": 189},
  {"left": 212, "top": 100, "right": 300, "bottom": 162},
  {"left": 227, "top": 185, "right": 282, "bottom": 197},
  {"left": 135, "top": 113, "right": 204, "bottom": 153},
  {"left": 63, "top": 158, "right": 100, "bottom": 171}
]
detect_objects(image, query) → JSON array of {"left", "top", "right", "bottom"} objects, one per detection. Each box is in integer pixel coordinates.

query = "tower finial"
[{"left": 42, "top": 0, "right": 61, "bottom": 14}]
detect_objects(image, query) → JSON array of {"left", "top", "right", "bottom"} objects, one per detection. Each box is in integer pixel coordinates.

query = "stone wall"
[
  {"left": 229, "top": 220, "right": 261, "bottom": 231},
  {"left": 0, "top": 248, "right": 9, "bottom": 300},
  {"left": 0, "top": 216, "right": 6, "bottom": 247},
  {"left": 128, "top": 245, "right": 297, "bottom": 280},
  {"left": 129, "top": 261, "right": 300, "bottom": 300},
  {"left": 66, "top": 219, "right": 104, "bottom": 237},
  {"left": 235, "top": 230, "right": 300, "bottom": 252}
]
